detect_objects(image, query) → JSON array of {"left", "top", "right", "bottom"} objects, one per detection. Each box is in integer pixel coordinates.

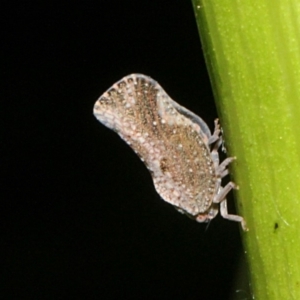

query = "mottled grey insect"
[{"left": 93, "top": 74, "right": 247, "bottom": 230}]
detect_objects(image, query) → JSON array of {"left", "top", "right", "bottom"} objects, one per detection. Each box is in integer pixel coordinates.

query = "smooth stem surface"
[{"left": 191, "top": 1, "right": 300, "bottom": 299}]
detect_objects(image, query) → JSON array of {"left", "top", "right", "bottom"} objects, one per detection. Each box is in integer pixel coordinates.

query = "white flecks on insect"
[{"left": 93, "top": 74, "right": 247, "bottom": 231}]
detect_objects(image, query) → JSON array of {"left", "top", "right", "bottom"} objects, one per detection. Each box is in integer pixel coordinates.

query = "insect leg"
[
  {"left": 216, "top": 157, "right": 236, "bottom": 178},
  {"left": 208, "top": 118, "right": 221, "bottom": 145},
  {"left": 213, "top": 181, "right": 237, "bottom": 204},
  {"left": 220, "top": 199, "right": 248, "bottom": 231}
]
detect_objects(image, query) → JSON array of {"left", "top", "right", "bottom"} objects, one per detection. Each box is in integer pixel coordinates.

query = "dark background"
[{"left": 2, "top": 0, "right": 247, "bottom": 299}]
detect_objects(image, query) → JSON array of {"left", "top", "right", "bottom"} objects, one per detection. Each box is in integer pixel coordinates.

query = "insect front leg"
[
  {"left": 214, "top": 182, "right": 248, "bottom": 231},
  {"left": 220, "top": 199, "right": 248, "bottom": 231}
]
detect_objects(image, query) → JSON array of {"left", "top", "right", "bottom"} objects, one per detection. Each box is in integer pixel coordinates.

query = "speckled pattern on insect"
[{"left": 93, "top": 74, "right": 247, "bottom": 231}]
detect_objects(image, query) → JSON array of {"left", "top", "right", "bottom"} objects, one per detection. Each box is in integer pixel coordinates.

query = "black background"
[{"left": 2, "top": 0, "right": 247, "bottom": 299}]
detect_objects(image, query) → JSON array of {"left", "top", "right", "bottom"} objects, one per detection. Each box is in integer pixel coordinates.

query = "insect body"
[{"left": 94, "top": 74, "right": 247, "bottom": 230}]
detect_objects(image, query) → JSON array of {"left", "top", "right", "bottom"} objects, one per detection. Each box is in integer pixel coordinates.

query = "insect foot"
[{"left": 93, "top": 74, "right": 247, "bottom": 231}]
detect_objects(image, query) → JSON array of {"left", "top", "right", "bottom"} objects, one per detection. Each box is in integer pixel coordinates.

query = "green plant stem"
[{"left": 191, "top": 1, "right": 300, "bottom": 299}]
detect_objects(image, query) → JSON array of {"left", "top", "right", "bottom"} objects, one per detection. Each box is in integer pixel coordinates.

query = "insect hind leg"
[{"left": 208, "top": 118, "right": 221, "bottom": 145}]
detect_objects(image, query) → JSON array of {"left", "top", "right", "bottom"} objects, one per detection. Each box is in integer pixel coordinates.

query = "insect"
[{"left": 93, "top": 74, "right": 247, "bottom": 231}]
